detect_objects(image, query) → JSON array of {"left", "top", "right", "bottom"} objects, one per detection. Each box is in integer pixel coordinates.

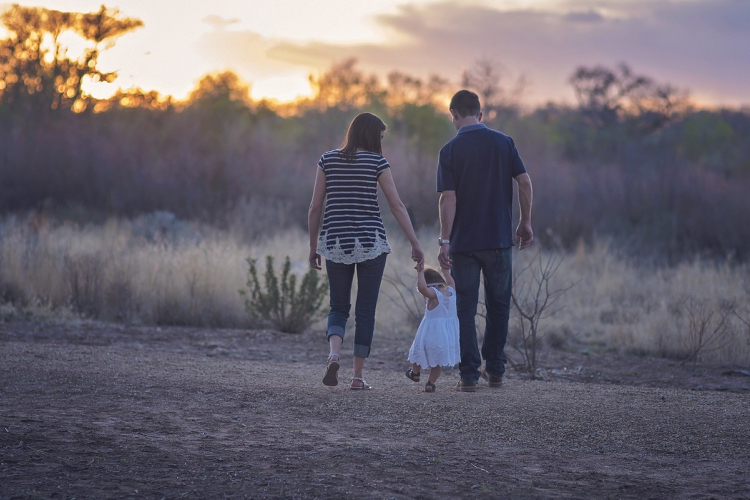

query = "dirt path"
[{"left": 1, "top": 323, "right": 749, "bottom": 499}]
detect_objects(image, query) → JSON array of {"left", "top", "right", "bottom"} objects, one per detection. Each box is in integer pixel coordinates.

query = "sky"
[{"left": 2, "top": 0, "right": 749, "bottom": 107}]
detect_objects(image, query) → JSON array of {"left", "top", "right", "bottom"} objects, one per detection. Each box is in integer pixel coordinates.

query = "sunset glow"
[{"left": 2, "top": 0, "right": 748, "bottom": 106}]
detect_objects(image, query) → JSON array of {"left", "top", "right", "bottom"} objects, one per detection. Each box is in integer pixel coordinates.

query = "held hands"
[
  {"left": 308, "top": 247, "right": 322, "bottom": 270},
  {"left": 437, "top": 244, "right": 452, "bottom": 269},
  {"left": 414, "top": 261, "right": 424, "bottom": 273},
  {"left": 411, "top": 244, "right": 425, "bottom": 268},
  {"left": 515, "top": 221, "right": 534, "bottom": 250}
]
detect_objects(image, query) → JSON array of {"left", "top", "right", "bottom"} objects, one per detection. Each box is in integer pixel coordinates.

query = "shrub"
[
  {"left": 64, "top": 253, "right": 104, "bottom": 317},
  {"left": 509, "top": 251, "right": 577, "bottom": 377},
  {"left": 240, "top": 255, "right": 328, "bottom": 333}
]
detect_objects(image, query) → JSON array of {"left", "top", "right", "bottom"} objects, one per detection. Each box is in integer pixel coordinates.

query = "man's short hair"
[{"left": 450, "top": 90, "right": 481, "bottom": 118}]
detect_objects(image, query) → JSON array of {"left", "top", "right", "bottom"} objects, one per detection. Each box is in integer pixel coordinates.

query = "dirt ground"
[{"left": 1, "top": 322, "right": 749, "bottom": 499}]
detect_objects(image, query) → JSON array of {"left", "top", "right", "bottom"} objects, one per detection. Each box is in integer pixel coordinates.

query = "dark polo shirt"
[{"left": 437, "top": 123, "right": 527, "bottom": 253}]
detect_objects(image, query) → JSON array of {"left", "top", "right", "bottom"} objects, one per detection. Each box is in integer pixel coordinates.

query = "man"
[{"left": 437, "top": 90, "right": 533, "bottom": 392}]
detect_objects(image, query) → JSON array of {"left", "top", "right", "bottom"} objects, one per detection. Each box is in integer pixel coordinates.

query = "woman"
[{"left": 308, "top": 112, "right": 424, "bottom": 390}]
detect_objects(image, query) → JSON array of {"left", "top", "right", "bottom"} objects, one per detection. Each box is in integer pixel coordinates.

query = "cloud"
[
  {"left": 563, "top": 9, "right": 605, "bottom": 24},
  {"left": 196, "top": 26, "right": 300, "bottom": 79},
  {"left": 202, "top": 15, "right": 241, "bottom": 30},
  {"left": 266, "top": 0, "right": 750, "bottom": 105}
]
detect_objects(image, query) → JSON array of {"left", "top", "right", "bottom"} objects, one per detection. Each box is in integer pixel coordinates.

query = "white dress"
[{"left": 408, "top": 286, "right": 461, "bottom": 368}]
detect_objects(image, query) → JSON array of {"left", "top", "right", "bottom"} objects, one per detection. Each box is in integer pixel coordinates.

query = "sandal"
[
  {"left": 425, "top": 381, "right": 436, "bottom": 393},
  {"left": 350, "top": 377, "right": 372, "bottom": 390},
  {"left": 405, "top": 368, "right": 420, "bottom": 382},
  {"left": 323, "top": 354, "right": 340, "bottom": 387}
]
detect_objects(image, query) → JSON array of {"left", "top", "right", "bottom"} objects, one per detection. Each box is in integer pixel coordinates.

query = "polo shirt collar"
[{"left": 457, "top": 123, "right": 488, "bottom": 134}]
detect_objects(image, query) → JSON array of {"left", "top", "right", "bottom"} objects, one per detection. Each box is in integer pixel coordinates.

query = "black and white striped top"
[{"left": 317, "top": 150, "right": 393, "bottom": 264}]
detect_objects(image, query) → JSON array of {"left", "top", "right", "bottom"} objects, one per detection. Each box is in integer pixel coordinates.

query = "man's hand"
[
  {"left": 515, "top": 221, "right": 533, "bottom": 250},
  {"left": 308, "top": 248, "right": 322, "bottom": 270},
  {"left": 437, "top": 244, "right": 452, "bottom": 269}
]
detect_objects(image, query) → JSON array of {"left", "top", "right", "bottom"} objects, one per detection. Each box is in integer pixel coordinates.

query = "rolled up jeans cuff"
[
  {"left": 353, "top": 343, "right": 371, "bottom": 359},
  {"left": 326, "top": 325, "right": 345, "bottom": 341}
]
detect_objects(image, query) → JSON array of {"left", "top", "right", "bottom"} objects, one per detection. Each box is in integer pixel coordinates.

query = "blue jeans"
[
  {"left": 452, "top": 248, "right": 512, "bottom": 382},
  {"left": 325, "top": 253, "right": 387, "bottom": 358}
]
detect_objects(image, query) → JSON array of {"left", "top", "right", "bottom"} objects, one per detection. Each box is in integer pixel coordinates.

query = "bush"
[
  {"left": 64, "top": 253, "right": 104, "bottom": 317},
  {"left": 240, "top": 255, "right": 328, "bottom": 333}
]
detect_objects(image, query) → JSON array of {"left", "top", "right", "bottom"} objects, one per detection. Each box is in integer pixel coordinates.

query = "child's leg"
[
  {"left": 406, "top": 363, "right": 421, "bottom": 382},
  {"left": 425, "top": 366, "right": 441, "bottom": 392}
]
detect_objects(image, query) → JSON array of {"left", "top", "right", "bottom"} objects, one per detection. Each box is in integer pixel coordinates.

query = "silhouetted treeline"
[{"left": 2, "top": 5, "right": 750, "bottom": 263}]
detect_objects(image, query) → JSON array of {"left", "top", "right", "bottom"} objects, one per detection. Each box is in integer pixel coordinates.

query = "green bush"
[{"left": 239, "top": 255, "right": 328, "bottom": 333}]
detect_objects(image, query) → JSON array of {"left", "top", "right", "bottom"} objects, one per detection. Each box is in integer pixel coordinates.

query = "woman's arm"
[
  {"left": 378, "top": 168, "right": 424, "bottom": 265},
  {"left": 307, "top": 168, "right": 326, "bottom": 270}
]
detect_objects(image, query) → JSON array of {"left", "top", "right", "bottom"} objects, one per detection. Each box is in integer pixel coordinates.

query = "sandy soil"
[{"left": 1, "top": 322, "right": 749, "bottom": 499}]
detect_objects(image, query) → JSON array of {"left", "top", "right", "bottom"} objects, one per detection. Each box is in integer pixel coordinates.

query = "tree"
[
  {"left": 187, "top": 71, "right": 253, "bottom": 109},
  {"left": 94, "top": 87, "right": 172, "bottom": 112},
  {"left": 569, "top": 63, "right": 688, "bottom": 129},
  {"left": 307, "top": 58, "right": 384, "bottom": 110},
  {"left": 0, "top": 4, "right": 143, "bottom": 113},
  {"left": 461, "top": 58, "right": 526, "bottom": 121},
  {"left": 385, "top": 70, "right": 449, "bottom": 108}
]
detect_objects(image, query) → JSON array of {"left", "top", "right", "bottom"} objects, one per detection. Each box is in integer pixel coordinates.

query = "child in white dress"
[{"left": 406, "top": 263, "right": 460, "bottom": 392}]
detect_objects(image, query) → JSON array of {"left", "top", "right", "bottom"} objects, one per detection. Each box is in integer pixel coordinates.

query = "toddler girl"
[{"left": 405, "top": 263, "right": 460, "bottom": 392}]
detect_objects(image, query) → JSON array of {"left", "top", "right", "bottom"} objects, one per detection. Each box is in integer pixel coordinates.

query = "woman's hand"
[
  {"left": 411, "top": 244, "right": 424, "bottom": 267},
  {"left": 309, "top": 247, "right": 322, "bottom": 270}
]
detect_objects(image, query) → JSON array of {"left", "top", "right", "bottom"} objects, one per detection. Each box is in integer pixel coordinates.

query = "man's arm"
[
  {"left": 514, "top": 173, "right": 533, "bottom": 250},
  {"left": 438, "top": 190, "right": 456, "bottom": 268}
]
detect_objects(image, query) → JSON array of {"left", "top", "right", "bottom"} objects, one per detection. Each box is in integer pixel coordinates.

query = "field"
[
  {"left": 2, "top": 214, "right": 750, "bottom": 498},
  {"left": 1, "top": 214, "right": 749, "bottom": 365},
  {"left": 2, "top": 323, "right": 749, "bottom": 499}
]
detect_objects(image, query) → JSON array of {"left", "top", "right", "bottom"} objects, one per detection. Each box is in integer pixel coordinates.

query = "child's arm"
[
  {"left": 441, "top": 266, "right": 455, "bottom": 289},
  {"left": 416, "top": 263, "right": 438, "bottom": 304}
]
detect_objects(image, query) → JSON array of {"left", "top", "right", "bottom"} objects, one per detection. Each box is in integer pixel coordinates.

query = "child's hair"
[{"left": 424, "top": 267, "right": 446, "bottom": 287}]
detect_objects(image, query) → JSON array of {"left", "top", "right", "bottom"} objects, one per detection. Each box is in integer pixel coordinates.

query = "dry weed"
[{"left": 0, "top": 216, "right": 748, "bottom": 364}]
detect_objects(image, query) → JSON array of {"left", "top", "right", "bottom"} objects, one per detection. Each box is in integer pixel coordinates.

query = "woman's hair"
[
  {"left": 340, "top": 112, "right": 386, "bottom": 161},
  {"left": 424, "top": 267, "right": 446, "bottom": 287}
]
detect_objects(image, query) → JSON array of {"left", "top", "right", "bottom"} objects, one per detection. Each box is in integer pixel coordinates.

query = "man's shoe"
[
  {"left": 456, "top": 379, "right": 477, "bottom": 392},
  {"left": 481, "top": 368, "right": 503, "bottom": 388}
]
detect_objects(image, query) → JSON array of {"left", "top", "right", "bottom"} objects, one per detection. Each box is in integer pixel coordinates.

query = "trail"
[{"left": 1, "top": 327, "right": 749, "bottom": 499}]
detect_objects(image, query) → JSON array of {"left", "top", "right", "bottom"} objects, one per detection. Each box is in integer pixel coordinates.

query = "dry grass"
[
  {"left": 0, "top": 214, "right": 748, "bottom": 364},
  {"left": 548, "top": 240, "right": 750, "bottom": 364}
]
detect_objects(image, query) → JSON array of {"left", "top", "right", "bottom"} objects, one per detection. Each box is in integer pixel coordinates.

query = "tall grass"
[{"left": 1, "top": 214, "right": 748, "bottom": 364}]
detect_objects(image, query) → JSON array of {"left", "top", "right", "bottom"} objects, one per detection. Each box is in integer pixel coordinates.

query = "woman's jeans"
[
  {"left": 325, "top": 253, "right": 387, "bottom": 358},
  {"left": 451, "top": 248, "right": 512, "bottom": 382}
]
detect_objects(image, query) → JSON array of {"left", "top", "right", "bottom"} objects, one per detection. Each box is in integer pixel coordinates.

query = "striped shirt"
[{"left": 317, "top": 150, "right": 392, "bottom": 264}]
